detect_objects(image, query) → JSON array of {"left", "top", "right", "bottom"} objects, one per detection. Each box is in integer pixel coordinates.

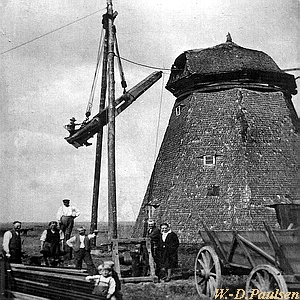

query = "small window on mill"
[
  {"left": 204, "top": 155, "right": 216, "bottom": 166},
  {"left": 175, "top": 106, "right": 181, "bottom": 116},
  {"left": 207, "top": 185, "right": 220, "bottom": 196}
]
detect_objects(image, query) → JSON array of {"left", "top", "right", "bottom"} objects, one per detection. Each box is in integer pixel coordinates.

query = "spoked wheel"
[
  {"left": 246, "top": 264, "right": 288, "bottom": 298},
  {"left": 194, "top": 245, "right": 221, "bottom": 298}
]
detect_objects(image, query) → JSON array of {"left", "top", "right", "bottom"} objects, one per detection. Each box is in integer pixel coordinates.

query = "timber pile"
[
  {"left": 9, "top": 264, "right": 99, "bottom": 300},
  {"left": 8, "top": 262, "right": 158, "bottom": 299}
]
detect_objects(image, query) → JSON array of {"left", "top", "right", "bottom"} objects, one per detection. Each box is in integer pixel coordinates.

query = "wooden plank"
[
  {"left": 201, "top": 222, "right": 228, "bottom": 264},
  {"left": 11, "top": 264, "right": 87, "bottom": 275},
  {"left": 236, "top": 234, "right": 275, "bottom": 265},
  {"left": 65, "top": 71, "right": 162, "bottom": 148},
  {"left": 227, "top": 233, "right": 238, "bottom": 263},
  {"left": 235, "top": 234, "right": 255, "bottom": 268},
  {"left": 145, "top": 238, "right": 155, "bottom": 277},
  {"left": 264, "top": 223, "right": 294, "bottom": 274},
  {"left": 111, "top": 238, "right": 148, "bottom": 244},
  {"left": 112, "top": 240, "right": 121, "bottom": 279},
  {"left": 121, "top": 276, "right": 158, "bottom": 283},
  {"left": 10, "top": 291, "right": 50, "bottom": 300}
]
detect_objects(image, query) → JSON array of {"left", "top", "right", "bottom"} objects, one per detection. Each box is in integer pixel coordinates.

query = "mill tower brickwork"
[{"left": 133, "top": 38, "right": 299, "bottom": 243}]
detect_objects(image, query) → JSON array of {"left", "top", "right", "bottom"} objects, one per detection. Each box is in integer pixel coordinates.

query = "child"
[
  {"left": 103, "top": 261, "right": 122, "bottom": 300},
  {"left": 86, "top": 264, "right": 116, "bottom": 300}
]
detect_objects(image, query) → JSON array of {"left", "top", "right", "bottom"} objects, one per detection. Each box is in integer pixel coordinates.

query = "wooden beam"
[
  {"left": 64, "top": 71, "right": 162, "bottom": 148},
  {"left": 263, "top": 222, "right": 294, "bottom": 274},
  {"left": 107, "top": 0, "right": 117, "bottom": 240}
]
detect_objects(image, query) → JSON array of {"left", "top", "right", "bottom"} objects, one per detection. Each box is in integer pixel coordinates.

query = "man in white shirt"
[
  {"left": 2, "top": 221, "right": 23, "bottom": 263},
  {"left": 56, "top": 199, "right": 80, "bottom": 241},
  {"left": 66, "top": 226, "right": 97, "bottom": 275}
]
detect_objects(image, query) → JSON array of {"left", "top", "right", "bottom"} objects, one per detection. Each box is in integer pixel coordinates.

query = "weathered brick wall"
[{"left": 133, "top": 88, "right": 299, "bottom": 243}]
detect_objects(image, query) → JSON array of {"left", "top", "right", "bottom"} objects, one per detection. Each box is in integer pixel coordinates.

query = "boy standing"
[{"left": 86, "top": 264, "right": 117, "bottom": 300}]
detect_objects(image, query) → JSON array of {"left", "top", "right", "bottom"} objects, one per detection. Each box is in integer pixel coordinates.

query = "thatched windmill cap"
[{"left": 166, "top": 34, "right": 297, "bottom": 97}]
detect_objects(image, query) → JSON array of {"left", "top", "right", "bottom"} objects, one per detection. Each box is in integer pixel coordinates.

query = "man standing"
[
  {"left": 66, "top": 226, "right": 97, "bottom": 275},
  {"left": 147, "top": 220, "right": 160, "bottom": 264},
  {"left": 40, "top": 221, "right": 64, "bottom": 266},
  {"left": 2, "top": 221, "right": 23, "bottom": 263},
  {"left": 56, "top": 199, "right": 80, "bottom": 240}
]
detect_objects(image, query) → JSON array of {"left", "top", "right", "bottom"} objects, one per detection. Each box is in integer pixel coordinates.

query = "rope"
[
  {"left": 85, "top": 27, "right": 105, "bottom": 120},
  {"left": 116, "top": 55, "right": 171, "bottom": 72},
  {"left": 0, "top": 8, "right": 106, "bottom": 56},
  {"left": 114, "top": 28, "right": 127, "bottom": 93},
  {"left": 154, "top": 72, "right": 165, "bottom": 161}
]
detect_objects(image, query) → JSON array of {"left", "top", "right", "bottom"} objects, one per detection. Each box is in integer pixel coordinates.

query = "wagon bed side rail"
[
  {"left": 200, "top": 222, "right": 228, "bottom": 266},
  {"left": 263, "top": 222, "right": 294, "bottom": 274}
]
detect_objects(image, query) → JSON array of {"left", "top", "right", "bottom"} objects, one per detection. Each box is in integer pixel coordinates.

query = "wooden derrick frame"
[{"left": 111, "top": 237, "right": 158, "bottom": 283}]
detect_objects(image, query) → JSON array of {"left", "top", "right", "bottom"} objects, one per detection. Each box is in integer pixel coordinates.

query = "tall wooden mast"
[
  {"left": 107, "top": 0, "right": 118, "bottom": 239},
  {"left": 90, "top": 19, "right": 109, "bottom": 236}
]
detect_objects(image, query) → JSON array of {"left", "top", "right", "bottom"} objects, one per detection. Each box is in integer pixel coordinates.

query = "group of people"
[
  {"left": 147, "top": 220, "right": 179, "bottom": 282},
  {"left": 2, "top": 198, "right": 180, "bottom": 287},
  {"left": 2, "top": 199, "right": 90, "bottom": 269}
]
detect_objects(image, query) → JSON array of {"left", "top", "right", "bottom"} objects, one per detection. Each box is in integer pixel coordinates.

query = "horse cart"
[{"left": 194, "top": 222, "right": 300, "bottom": 298}]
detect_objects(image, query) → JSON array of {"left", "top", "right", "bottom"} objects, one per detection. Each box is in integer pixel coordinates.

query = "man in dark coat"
[
  {"left": 157, "top": 222, "right": 179, "bottom": 282},
  {"left": 40, "top": 221, "right": 64, "bottom": 266},
  {"left": 2, "top": 221, "right": 23, "bottom": 263},
  {"left": 147, "top": 220, "right": 160, "bottom": 272}
]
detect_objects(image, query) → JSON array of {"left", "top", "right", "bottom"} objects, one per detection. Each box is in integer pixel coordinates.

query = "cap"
[
  {"left": 62, "top": 199, "right": 70, "bottom": 202},
  {"left": 77, "top": 226, "right": 86, "bottom": 232},
  {"left": 48, "top": 221, "right": 58, "bottom": 226},
  {"left": 103, "top": 260, "right": 115, "bottom": 268},
  {"left": 102, "top": 264, "right": 112, "bottom": 270},
  {"left": 148, "top": 219, "right": 155, "bottom": 225}
]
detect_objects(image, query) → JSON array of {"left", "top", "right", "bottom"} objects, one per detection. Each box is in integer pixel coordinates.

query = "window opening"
[
  {"left": 204, "top": 155, "right": 216, "bottom": 165},
  {"left": 175, "top": 106, "right": 181, "bottom": 116},
  {"left": 207, "top": 185, "right": 220, "bottom": 196}
]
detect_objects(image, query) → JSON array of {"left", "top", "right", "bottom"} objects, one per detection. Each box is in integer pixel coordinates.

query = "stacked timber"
[{"left": 9, "top": 265, "right": 99, "bottom": 300}]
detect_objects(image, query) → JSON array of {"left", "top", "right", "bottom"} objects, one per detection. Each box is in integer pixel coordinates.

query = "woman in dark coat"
[{"left": 157, "top": 222, "right": 179, "bottom": 282}]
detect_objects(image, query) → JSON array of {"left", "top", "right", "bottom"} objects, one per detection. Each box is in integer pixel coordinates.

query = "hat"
[
  {"left": 148, "top": 219, "right": 155, "bottom": 225},
  {"left": 77, "top": 226, "right": 86, "bottom": 232},
  {"left": 103, "top": 260, "right": 115, "bottom": 268},
  {"left": 48, "top": 221, "right": 58, "bottom": 226},
  {"left": 62, "top": 199, "right": 70, "bottom": 202},
  {"left": 70, "top": 117, "right": 76, "bottom": 121},
  {"left": 102, "top": 264, "right": 112, "bottom": 270}
]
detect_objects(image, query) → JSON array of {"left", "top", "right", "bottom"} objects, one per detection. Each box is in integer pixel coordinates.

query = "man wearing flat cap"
[
  {"left": 56, "top": 199, "right": 80, "bottom": 241},
  {"left": 66, "top": 226, "right": 97, "bottom": 275}
]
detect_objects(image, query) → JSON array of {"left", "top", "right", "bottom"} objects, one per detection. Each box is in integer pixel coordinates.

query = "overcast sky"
[{"left": 0, "top": 0, "right": 299, "bottom": 224}]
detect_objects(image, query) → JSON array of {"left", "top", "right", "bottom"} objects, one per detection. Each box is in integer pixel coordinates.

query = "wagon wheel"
[
  {"left": 246, "top": 264, "right": 288, "bottom": 297},
  {"left": 194, "top": 245, "right": 221, "bottom": 298}
]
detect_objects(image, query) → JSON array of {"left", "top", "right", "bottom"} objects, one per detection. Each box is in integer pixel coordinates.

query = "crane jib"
[{"left": 65, "top": 71, "right": 162, "bottom": 148}]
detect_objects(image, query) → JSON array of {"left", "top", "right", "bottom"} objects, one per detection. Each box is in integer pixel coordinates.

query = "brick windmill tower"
[{"left": 133, "top": 35, "right": 299, "bottom": 242}]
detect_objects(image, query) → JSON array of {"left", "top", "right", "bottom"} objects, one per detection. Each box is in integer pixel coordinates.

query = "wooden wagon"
[{"left": 194, "top": 222, "right": 300, "bottom": 298}]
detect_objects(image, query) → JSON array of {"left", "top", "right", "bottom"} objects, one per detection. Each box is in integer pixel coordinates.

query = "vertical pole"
[
  {"left": 107, "top": 0, "right": 118, "bottom": 240},
  {"left": 90, "top": 23, "right": 109, "bottom": 240}
]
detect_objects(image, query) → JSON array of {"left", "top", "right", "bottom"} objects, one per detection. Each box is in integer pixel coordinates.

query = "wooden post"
[
  {"left": 107, "top": 0, "right": 118, "bottom": 240},
  {"left": 90, "top": 21, "right": 109, "bottom": 240},
  {"left": 0, "top": 256, "right": 6, "bottom": 299}
]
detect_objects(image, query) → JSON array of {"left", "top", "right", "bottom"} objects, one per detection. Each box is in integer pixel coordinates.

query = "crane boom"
[{"left": 65, "top": 71, "right": 163, "bottom": 148}]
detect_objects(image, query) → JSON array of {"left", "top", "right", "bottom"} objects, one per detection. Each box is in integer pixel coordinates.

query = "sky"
[{"left": 0, "top": 0, "right": 299, "bottom": 224}]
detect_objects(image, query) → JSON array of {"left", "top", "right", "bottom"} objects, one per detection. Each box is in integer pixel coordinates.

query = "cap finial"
[{"left": 226, "top": 32, "right": 232, "bottom": 43}]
